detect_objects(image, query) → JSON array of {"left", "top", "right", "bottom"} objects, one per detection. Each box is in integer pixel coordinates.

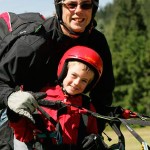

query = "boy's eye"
[{"left": 71, "top": 73, "right": 76, "bottom": 77}]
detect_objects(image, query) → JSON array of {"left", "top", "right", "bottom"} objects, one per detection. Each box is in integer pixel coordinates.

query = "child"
[{"left": 9, "top": 46, "right": 108, "bottom": 150}]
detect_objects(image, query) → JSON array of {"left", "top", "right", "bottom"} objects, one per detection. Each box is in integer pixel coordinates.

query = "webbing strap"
[
  {"left": 38, "top": 99, "right": 150, "bottom": 127},
  {"left": 37, "top": 105, "right": 63, "bottom": 144},
  {"left": 119, "top": 118, "right": 147, "bottom": 145},
  {"left": 121, "top": 118, "right": 150, "bottom": 126},
  {"left": 37, "top": 105, "right": 57, "bottom": 126},
  {"left": 87, "top": 110, "right": 117, "bottom": 121},
  {"left": 37, "top": 131, "right": 58, "bottom": 138},
  {"left": 119, "top": 118, "right": 150, "bottom": 150},
  {"left": 109, "top": 122, "right": 125, "bottom": 143}
]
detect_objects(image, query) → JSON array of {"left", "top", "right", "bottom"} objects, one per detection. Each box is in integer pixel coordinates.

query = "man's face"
[{"left": 61, "top": 0, "right": 93, "bottom": 33}]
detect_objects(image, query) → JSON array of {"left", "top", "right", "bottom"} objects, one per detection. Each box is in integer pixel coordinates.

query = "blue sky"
[{"left": 0, "top": 0, "right": 113, "bottom": 17}]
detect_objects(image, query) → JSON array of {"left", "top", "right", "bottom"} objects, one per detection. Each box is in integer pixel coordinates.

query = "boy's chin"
[{"left": 66, "top": 89, "right": 77, "bottom": 96}]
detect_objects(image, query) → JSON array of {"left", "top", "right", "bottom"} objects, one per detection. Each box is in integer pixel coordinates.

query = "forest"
[{"left": 95, "top": 0, "right": 150, "bottom": 114}]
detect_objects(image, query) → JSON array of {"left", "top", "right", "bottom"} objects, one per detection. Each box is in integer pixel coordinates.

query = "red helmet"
[{"left": 57, "top": 46, "right": 103, "bottom": 93}]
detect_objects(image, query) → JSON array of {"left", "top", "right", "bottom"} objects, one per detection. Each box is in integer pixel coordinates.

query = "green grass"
[{"left": 103, "top": 124, "right": 150, "bottom": 150}]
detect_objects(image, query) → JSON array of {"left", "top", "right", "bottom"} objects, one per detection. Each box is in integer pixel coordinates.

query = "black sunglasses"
[{"left": 61, "top": 1, "right": 93, "bottom": 10}]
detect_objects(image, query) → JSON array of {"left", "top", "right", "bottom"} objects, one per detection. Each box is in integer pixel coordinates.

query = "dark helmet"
[
  {"left": 54, "top": 0, "right": 99, "bottom": 24},
  {"left": 57, "top": 45, "right": 103, "bottom": 93}
]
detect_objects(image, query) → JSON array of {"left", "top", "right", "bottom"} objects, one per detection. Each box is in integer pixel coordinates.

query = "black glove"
[
  {"left": 31, "top": 92, "right": 47, "bottom": 101},
  {"left": 37, "top": 99, "right": 66, "bottom": 109},
  {"left": 82, "top": 134, "right": 108, "bottom": 150},
  {"left": 7, "top": 107, "right": 21, "bottom": 122}
]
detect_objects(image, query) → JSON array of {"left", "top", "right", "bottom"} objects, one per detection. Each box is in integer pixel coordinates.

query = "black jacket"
[{"left": 0, "top": 16, "right": 115, "bottom": 115}]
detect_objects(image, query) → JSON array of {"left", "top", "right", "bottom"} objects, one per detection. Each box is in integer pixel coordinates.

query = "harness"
[
  {"left": 33, "top": 94, "right": 91, "bottom": 149},
  {"left": 34, "top": 97, "right": 150, "bottom": 150}
]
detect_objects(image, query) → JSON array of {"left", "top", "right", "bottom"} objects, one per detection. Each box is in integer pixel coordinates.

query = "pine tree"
[{"left": 111, "top": 0, "right": 149, "bottom": 114}]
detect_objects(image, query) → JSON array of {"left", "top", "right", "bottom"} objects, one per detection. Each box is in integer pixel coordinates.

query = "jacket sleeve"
[
  {"left": 89, "top": 31, "right": 115, "bottom": 115},
  {"left": 9, "top": 117, "right": 35, "bottom": 142},
  {"left": 0, "top": 37, "right": 38, "bottom": 108}
]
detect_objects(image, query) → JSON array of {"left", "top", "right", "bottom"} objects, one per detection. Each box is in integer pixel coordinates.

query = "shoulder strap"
[
  {"left": 81, "top": 94, "right": 91, "bottom": 126},
  {"left": 37, "top": 96, "right": 92, "bottom": 144},
  {"left": 77, "top": 94, "right": 91, "bottom": 144},
  {"left": 35, "top": 106, "right": 63, "bottom": 145}
]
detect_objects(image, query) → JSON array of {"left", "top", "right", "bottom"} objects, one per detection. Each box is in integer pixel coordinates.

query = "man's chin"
[{"left": 71, "top": 26, "right": 85, "bottom": 33}]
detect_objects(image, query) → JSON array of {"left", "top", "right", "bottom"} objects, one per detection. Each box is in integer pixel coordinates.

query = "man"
[{"left": 0, "top": 0, "right": 115, "bottom": 149}]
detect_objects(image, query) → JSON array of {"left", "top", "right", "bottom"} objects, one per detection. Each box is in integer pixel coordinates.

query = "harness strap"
[
  {"left": 109, "top": 122, "right": 125, "bottom": 147},
  {"left": 37, "top": 131, "right": 59, "bottom": 138},
  {"left": 37, "top": 98, "right": 150, "bottom": 148},
  {"left": 119, "top": 118, "right": 148, "bottom": 146},
  {"left": 37, "top": 106, "right": 63, "bottom": 144},
  {"left": 120, "top": 118, "right": 150, "bottom": 149},
  {"left": 77, "top": 94, "right": 90, "bottom": 145},
  {"left": 37, "top": 95, "right": 92, "bottom": 145},
  {"left": 37, "top": 105, "right": 57, "bottom": 126},
  {"left": 120, "top": 118, "right": 150, "bottom": 126}
]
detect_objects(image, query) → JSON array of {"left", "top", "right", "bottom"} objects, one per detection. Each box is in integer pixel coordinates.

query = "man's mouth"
[{"left": 73, "top": 18, "right": 84, "bottom": 23}]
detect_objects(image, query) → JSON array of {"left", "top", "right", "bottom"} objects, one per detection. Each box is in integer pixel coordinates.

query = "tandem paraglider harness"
[{"left": 34, "top": 95, "right": 150, "bottom": 150}]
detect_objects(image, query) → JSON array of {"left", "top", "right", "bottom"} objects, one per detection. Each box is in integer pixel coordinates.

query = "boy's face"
[
  {"left": 61, "top": 0, "right": 92, "bottom": 33},
  {"left": 63, "top": 62, "right": 94, "bottom": 95}
]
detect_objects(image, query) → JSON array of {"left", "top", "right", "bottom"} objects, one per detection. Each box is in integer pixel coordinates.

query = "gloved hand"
[
  {"left": 7, "top": 90, "right": 46, "bottom": 122},
  {"left": 82, "top": 134, "right": 108, "bottom": 150}
]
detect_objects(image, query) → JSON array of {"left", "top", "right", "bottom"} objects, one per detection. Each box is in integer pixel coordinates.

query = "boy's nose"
[{"left": 73, "top": 78, "right": 80, "bottom": 85}]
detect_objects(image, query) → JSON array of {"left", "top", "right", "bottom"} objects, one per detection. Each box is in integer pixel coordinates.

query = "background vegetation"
[{"left": 96, "top": 0, "right": 150, "bottom": 114}]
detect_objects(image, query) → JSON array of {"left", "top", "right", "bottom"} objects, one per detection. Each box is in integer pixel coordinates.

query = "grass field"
[{"left": 103, "top": 124, "right": 150, "bottom": 150}]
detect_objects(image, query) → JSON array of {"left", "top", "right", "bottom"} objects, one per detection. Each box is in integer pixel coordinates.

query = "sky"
[{"left": 0, "top": 0, "right": 113, "bottom": 17}]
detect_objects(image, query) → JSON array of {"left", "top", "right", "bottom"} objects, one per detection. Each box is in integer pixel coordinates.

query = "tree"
[{"left": 111, "top": 0, "right": 149, "bottom": 114}]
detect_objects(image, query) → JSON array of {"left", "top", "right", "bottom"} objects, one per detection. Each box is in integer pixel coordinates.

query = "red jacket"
[{"left": 10, "top": 85, "right": 98, "bottom": 144}]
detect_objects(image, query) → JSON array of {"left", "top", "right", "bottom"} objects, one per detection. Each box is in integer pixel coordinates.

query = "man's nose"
[{"left": 74, "top": 4, "right": 82, "bottom": 13}]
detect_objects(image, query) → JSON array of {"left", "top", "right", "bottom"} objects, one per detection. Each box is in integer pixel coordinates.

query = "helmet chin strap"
[
  {"left": 60, "top": 82, "right": 78, "bottom": 97},
  {"left": 60, "top": 20, "right": 83, "bottom": 37},
  {"left": 61, "top": 85, "right": 73, "bottom": 97},
  {"left": 60, "top": 19, "right": 96, "bottom": 38}
]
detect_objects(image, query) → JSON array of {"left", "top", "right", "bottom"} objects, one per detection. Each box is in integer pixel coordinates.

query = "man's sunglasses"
[{"left": 60, "top": 1, "right": 93, "bottom": 10}]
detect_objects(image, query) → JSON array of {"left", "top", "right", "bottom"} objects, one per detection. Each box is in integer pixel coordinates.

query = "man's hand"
[{"left": 7, "top": 90, "right": 46, "bottom": 122}]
